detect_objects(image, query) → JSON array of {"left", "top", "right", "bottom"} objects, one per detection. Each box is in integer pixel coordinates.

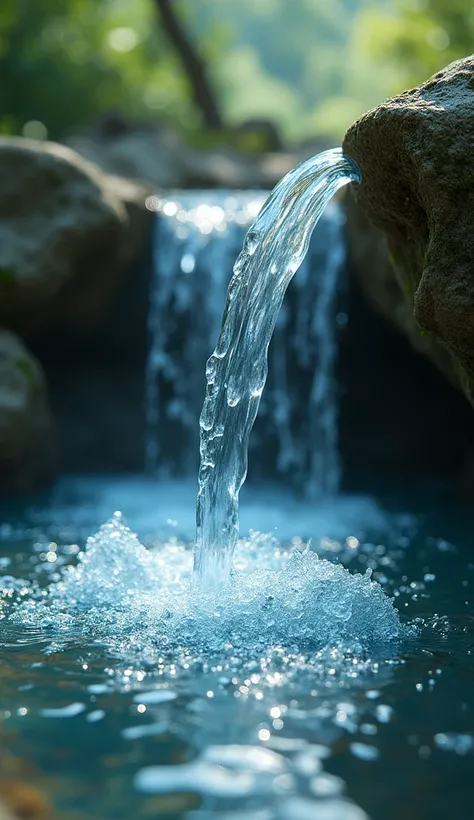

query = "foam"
[{"left": 12, "top": 513, "right": 403, "bottom": 657}]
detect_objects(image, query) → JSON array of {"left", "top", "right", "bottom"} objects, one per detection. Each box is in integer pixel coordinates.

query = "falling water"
[
  {"left": 146, "top": 190, "right": 347, "bottom": 491},
  {"left": 195, "top": 148, "right": 360, "bottom": 587},
  {"left": 145, "top": 192, "right": 265, "bottom": 475}
]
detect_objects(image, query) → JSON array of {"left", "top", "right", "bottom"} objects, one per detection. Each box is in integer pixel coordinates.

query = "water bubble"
[
  {"left": 375, "top": 704, "right": 393, "bottom": 723},
  {"left": 243, "top": 230, "right": 259, "bottom": 256},
  {"left": 279, "top": 798, "right": 368, "bottom": 820},
  {"left": 86, "top": 684, "right": 109, "bottom": 695},
  {"left": 180, "top": 253, "right": 195, "bottom": 274},
  {"left": 310, "top": 773, "right": 345, "bottom": 797},
  {"left": 205, "top": 355, "right": 218, "bottom": 383}
]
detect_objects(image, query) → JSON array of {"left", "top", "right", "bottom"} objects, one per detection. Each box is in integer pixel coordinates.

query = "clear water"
[
  {"left": 146, "top": 191, "right": 346, "bottom": 497},
  {"left": 195, "top": 149, "right": 360, "bottom": 586},
  {"left": 1, "top": 149, "right": 471, "bottom": 818},
  {"left": 145, "top": 191, "right": 264, "bottom": 476},
  {"left": 0, "top": 477, "right": 473, "bottom": 820}
]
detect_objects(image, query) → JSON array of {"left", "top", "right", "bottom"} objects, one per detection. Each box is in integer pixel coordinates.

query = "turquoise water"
[{"left": 0, "top": 477, "right": 473, "bottom": 819}]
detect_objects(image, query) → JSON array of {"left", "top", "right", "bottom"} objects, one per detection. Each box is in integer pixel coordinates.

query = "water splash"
[
  {"left": 10, "top": 512, "right": 402, "bottom": 658},
  {"left": 0, "top": 492, "right": 468, "bottom": 820},
  {"left": 196, "top": 148, "right": 360, "bottom": 587}
]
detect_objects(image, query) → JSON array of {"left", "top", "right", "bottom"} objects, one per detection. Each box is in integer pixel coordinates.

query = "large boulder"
[
  {"left": 0, "top": 136, "right": 152, "bottom": 336},
  {"left": 45, "top": 172, "right": 153, "bottom": 337},
  {"left": 343, "top": 56, "right": 474, "bottom": 403},
  {"left": 0, "top": 330, "right": 55, "bottom": 493},
  {"left": 67, "top": 126, "right": 187, "bottom": 190},
  {"left": 344, "top": 191, "right": 458, "bottom": 389},
  {"left": 67, "top": 121, "right": 310, "bottom": 192}
]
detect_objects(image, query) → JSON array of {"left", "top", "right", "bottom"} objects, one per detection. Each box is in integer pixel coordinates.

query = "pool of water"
[{"left": 0, "top": 476, "right": 473, "bottom": 820}]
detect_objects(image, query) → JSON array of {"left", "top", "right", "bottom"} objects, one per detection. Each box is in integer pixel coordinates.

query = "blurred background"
[
  {"left": 2, "top": 0, "right": 473, "bottom": 148},
  {"left": 2, "top": 0, "right": 474, "bottom": 499}
]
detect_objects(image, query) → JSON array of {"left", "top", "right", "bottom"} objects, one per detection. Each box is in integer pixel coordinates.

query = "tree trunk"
[{"left": 154, "top": 0, "right": 223, "bottom": 130}]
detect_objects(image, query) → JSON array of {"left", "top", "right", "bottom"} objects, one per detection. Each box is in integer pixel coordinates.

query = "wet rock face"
[
  {"left": 0, "top": 137, "right": 154, "bottom": 493},
  {"left": 0, "top": 330, "right": 55, "bottom": 493},
  {"left": 343, "top": 56, "right": 474, "bottom": 402},
  {"left": 344, "top": 190, "right": 459, "bottom": 390},
  {"left": 0, "top": 137, "right": 131, "bottom": 335}
]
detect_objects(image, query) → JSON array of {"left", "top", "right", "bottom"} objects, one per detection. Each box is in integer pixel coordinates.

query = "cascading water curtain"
[{"left": 145, "top": 190, "right": 348, "bottom": 499}]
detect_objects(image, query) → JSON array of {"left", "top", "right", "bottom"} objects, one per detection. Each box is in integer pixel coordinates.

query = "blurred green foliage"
[
  {"left": 0, "top": 0, "right": 473, "bottom": 146},
  {"left": 188, "top": 0, "right": 406, "bottom": 141},
  {"left": 355, "top": 0, "right": 474, "bottom": 95},
  {"left": 0, "top": 0, "right": 195, "bottom": 139}
]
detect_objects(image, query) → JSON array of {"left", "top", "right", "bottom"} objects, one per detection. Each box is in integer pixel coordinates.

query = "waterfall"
[{"left": 146, "top": 186, "right": 347, "bottom": 497}]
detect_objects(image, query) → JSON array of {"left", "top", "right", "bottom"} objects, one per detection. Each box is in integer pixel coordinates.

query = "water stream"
[
  {"left": 3, "top": 148, "right": 469, "bottom": 820},
  {"left": 195, "top": 148, "right": 360, "bottom": 586},
  {"left": 145, "top": 191, "right": 264, "bottom": 476},
  {"left": 146, "top": 190, "right": 346, "bottom": 495}
]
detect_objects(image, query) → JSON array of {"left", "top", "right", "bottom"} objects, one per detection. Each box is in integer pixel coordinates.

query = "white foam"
[{"left": 13, "top": 513, "right": 403, "bottom": 657}]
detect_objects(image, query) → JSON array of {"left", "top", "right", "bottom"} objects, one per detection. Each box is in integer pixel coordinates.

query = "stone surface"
[
  {"left": 67, "top": 127, "right": 187, "bottom": 190},
  {"left": 0, "top": 330, "right": 55, "bottom": 493},
  {"left": 0, "top": 136, "right": 152, "bottom": 337},
  {"left": 44, "top": 173, "right": 153, "bottom": 337},
  {"left": 343, "top": 56, "right": 474, "bottom": 403},
  {"left": 67, "top": 123, "right": 320, "bottom": 193},
  {"left": 344, "top": 190, "right": 458, "bottom": 389},
  {"left": 0, "top": 136, "right": 125, "bottom": 333}
]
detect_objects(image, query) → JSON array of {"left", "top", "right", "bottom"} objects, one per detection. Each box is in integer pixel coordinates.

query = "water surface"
[{"left": 0, "top": 477, "right": 472, "bottom": 820}]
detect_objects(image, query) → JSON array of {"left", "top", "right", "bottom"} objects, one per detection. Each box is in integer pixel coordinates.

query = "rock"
[
  {"left": 0, "top": 136, "right": 125, "bottom": 333},
  {"left": 230, "top": 117, "right": 285, "bottom": 151},
  {"left": 0, "top": 136, "right": 152, "bottom": 337},
  {"left": 68, "top": 122, "right": 308, "bottom": 192},
  {"left": 0, "top": 782, "right": 50, "bottom": 819},
  {"left": 68, "top": 122, "right": 264, "bottom": 190},
  {"left": 343, "top": 56, "right": 474, "bottom": 404},
  {"left": 344, "top": 190, "right": 457, "bottom": 389},
  {"left": 105, "top": 175, "right": 153, "bottom": 268},
  {"left": 67, "top": 127, "right": 188, "bottom": 190},
  {"left": 0, "top": 330, "right": 55, "bottom": 493},
  {"left": 45, "top": 173, "right": 153, "bottom": 337}
]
